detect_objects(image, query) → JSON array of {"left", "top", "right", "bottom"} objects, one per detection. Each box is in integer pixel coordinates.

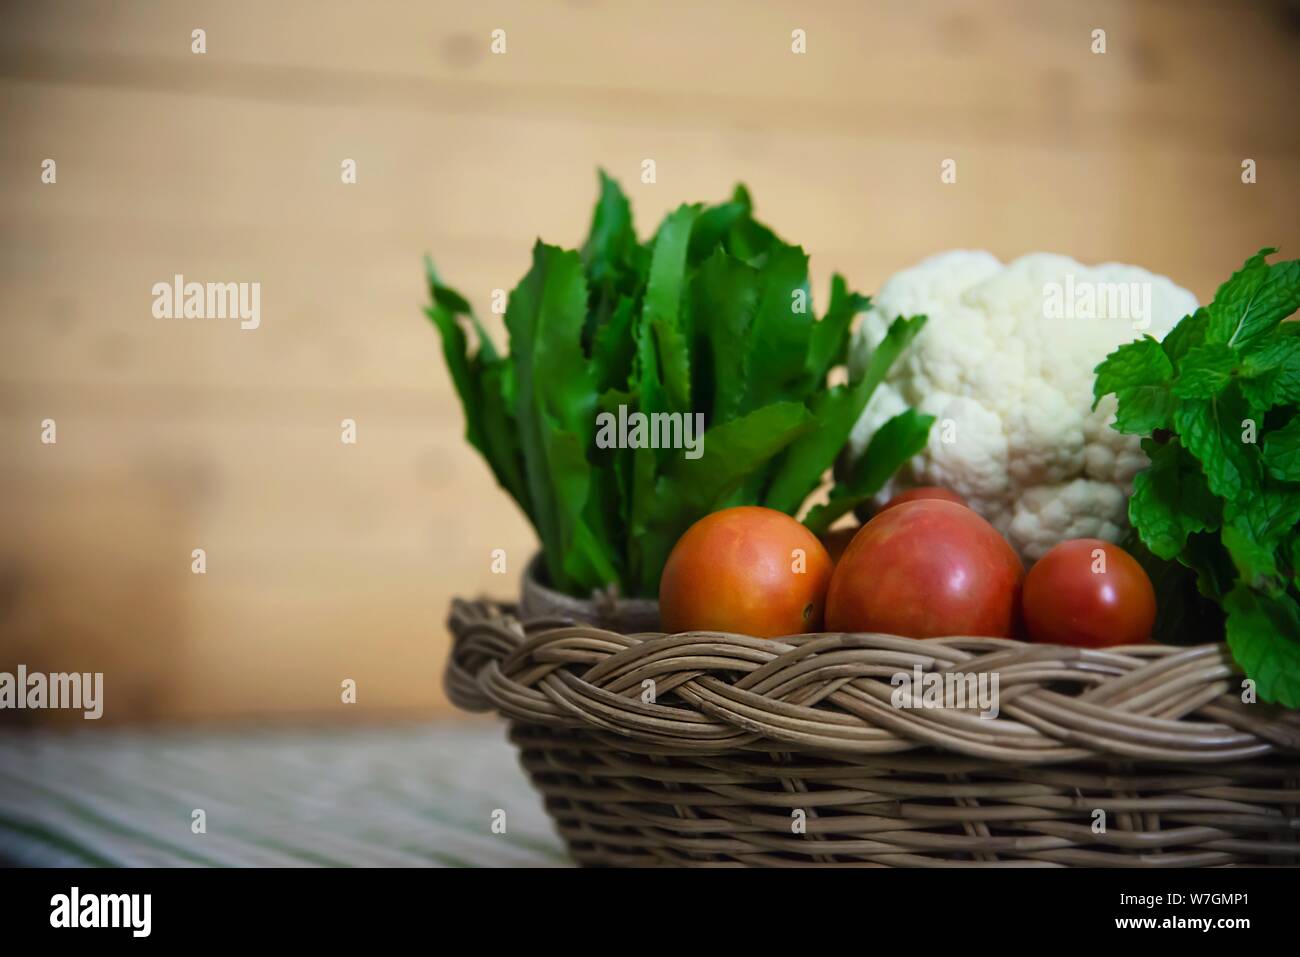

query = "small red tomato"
[
  {"left": 879, "top": 486, "right": 967, "bottom": 514},
  {"left": 1022, "top": 539, "right": 1156, "bottom": 648},
  {"left": 826, "top": 499, "right": 1024, "bottom": 639}
]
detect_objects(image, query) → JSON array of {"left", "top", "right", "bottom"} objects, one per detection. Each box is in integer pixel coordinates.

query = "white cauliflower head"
[{"left": 847, "top": 251, "right": 1198, "bottom": 561}]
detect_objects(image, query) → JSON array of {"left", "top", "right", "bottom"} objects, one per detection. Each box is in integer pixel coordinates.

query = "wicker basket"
[{"left": 445, "top": 563, "right": 1300, "bottom": 867}]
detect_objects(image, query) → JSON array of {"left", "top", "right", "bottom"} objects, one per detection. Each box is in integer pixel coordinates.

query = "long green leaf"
[
  {"left": 634, "top": 402, "right": 815, "bottom": 594},
  {"left": 764, "top": 314, "right": 927, "bottom": 513},
  {"left": 803, "top": 409, "right": 935, "bottom": 535}
]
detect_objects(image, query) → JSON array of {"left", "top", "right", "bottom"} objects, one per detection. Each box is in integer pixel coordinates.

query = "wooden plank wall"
[{"left": 1, "top": 0, "right": 1297, "bottom": 724}]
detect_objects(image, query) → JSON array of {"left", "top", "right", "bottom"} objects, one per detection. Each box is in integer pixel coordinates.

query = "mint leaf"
[
  {"left": 1171, "top": 342, "right": 1237, "bottom": 398},
  {"left": 1113, "top": 386, "right": 1175, "bottom": 435},
  {"left": 1161, "top": 308, "right": 1208, "bottom": 365},
  {"left": 1173, "top": 387, "right": 1259, "bottom": 499},
  {"left": 1221, "top": 489, "right": 1300, "bottom": 591},
  {"left": 1099, "top": 251, "right": 1300, "bottom": 704},
  {"left": 1093, "top": 337, "right": 1175, "bottom": 433},
  {"left": 1237, "top": 260, "right": 1300, "bottom": 349},
  {"left": 1206, "top": 250, "right": 1300, "bottom": 350},
  {"left": 1122, "top": 531, "right": 1225, "bottom": 645},
  {"left": 1240, "top": 347, "right": 1300, "bottom": 409},
  {"left": 1292, "top": 535, "right": 1300, "bottom": 592},
  {"left": 1093, "top": 336, "right": 1172, "bottom": 406},
  {"left": 1129, "top": 438, "right": 1221, "bottom": 559},
  {"left": 1262, "top": 418, "right": 1300, "bottom": 481},
  {"left": 1224, "top": 586, "right": 1300, "bottom": 708},
  {"left": 1182, "top": 531, "right": 1237, "bottom": 602},
  {"left": 1241, "top": 321, "right": 1300, "bottom": 374}
]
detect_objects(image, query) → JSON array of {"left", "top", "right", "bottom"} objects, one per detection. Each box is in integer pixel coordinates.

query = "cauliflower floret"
[{"left": 848, "top": 251, "right": 1198, "bottom": 561}]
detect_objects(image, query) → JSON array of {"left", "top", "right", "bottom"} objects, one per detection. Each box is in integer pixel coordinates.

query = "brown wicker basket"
[{"left": 445, "top": 565, "right": 1300, "bottom": 867}]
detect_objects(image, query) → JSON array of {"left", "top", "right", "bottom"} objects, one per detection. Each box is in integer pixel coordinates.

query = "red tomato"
[
  {"left": 659, "top": 506, "right": 833, "bottom": 638},
  {"left": 879, "top": 486, "right": 967, "bottom": 514},
  {"left": 1022, "top": 539, "right": 1156, "bottom": 648},
  {"left": 825, "top": 499, "right": 1024, "bottom": 639}
]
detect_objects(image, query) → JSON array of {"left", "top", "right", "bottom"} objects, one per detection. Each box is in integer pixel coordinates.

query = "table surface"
[{"left": 0, "top": 722, "right": 568, "bottom": 867}]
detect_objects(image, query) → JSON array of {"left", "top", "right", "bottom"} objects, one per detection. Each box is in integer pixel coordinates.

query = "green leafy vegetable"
[
  {"left": 1095, "top": 248, "right": 1300, "bottom": 706},
  {"left": 803, "top": 408, "right": 936, "bottom": 535},
  {"left": 425, "top": 172, "right": 925, "bottom": 598}
]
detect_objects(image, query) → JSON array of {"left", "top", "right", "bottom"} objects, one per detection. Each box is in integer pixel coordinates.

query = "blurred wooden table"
[
  {"left": 1, "top": 1, "right": 1297, "bottom": 724},
  {"left": 0, "top": 723, "right": 567, "bottom": 867}
]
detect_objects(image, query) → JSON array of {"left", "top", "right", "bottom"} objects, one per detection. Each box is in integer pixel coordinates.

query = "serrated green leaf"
[
  {"left": 1224, "top": 585, "right": 1300, "bottom": 708},
  {"left": 1113, "top": 386, "right": 1175, "bottom": 435},
  {"left": 1206, "top": 248, "right": 1273, "bottom": 345},
  {"left": 428, "top": 176, "right": 932, "bottom": 600},
  {"left": 1240, "top": 346, "right": 1300, "bottom": 410},
  {"left": 1292, "top": 535, "right": 1300, "bottom": 592},
  {"left": 764, "top": 314, "right": 926, "bottom": 513},
  {"left": 686, "top": 200, "right": 748, "bottom": 266},
  {"left": 806, "top": 274, "right": 871, "bottom": 386},
  {"left": 424, "top": 268, "right": 531, "bottom": 521},
  {"left": 591, "top": 295, "right": 637, "bottom": 392},
  {"left": 1241, "top": 321, "right": 1300, "bottom": 374},
  {"left": 1122, "top": 530, "right": 1225, "bottom": 645},
  {"left": 1093, "top": 338, "right": 1173, "bottom": 427},
  {"left": 426, "top": 255, "right": 497, "bottom": 360},
  {"left": 1094, "top": 336, "right": 1172, "bottom": 400},
  {"left": 1161, "top": 307, "right": 1208, "bottom": 366},
  {"left": 1207, "top": 249, "right": 1300, "bottom": 350},
  {"left": 1129, "top": 438, "right": 1222, "bottom": 559},
  {"left": 505, "top": 243, "right": 618, "bottom": 591},
  {"left": 1181, "top": 531, "right": 1237, "bottom": 602},
  {"left": 741, "top": 243, "right": 814, "bottom": 411},
  {"left": 582, "top": 170, "right": 636, "bottom": 284},
  {"left": 1172, "top": 342, "right": 1237, "bottom": 398},
  {"left": 634, "top": 402, "right": 815, "bottom": 593},
  {"left": 855, "top": 314, "right": 928, "bottom": 389},
  {"left": 478, "top": 361, "right": 530, "bottom": 517},
  {"left": 1173, "top": 387, "right": 1260, "bottom": 500},
  {"left": 720, "top": 184, "right": 781, "bottom": 262},
  {"left": 642, "top": 204, "right": 701, "bottom": 414},
  {"left": 1262, "top": 418, "right": 1300, "bottom": 481},
  {"left": 803, "top": 409, "right": 934, "bottom": 535},
  {"left": 687, "top": 249, "right": 759, "bottom": 425}
]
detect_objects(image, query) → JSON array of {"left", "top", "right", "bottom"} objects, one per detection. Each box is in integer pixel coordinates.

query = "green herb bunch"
[
  {"left": 1094, "top": 249, "right": 1300, "bottom": 705},
  {"left": 426, "top": 172, "right": 931, "bottom": 599}
]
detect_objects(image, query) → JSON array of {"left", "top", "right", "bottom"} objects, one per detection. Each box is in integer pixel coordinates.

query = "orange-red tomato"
[
  {"left": 659, "top": 506, "right": 832, "bottom": 638},
  {"left": 821, "top": 525, "right": 859, "bottom": 564},
  {"left": 879, "top": 486, "right": 967, "bottom": 514},
  {"left": 825, "top": 499, "right": 1023, "bottom": 639},
  {"left": 1022, "top": 539, "right": 1156, "bottom": 648}
]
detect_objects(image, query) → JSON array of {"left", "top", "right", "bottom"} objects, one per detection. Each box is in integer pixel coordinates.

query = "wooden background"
[{"left": 1, "top": 0, "right": 1297, "bottom": 724}]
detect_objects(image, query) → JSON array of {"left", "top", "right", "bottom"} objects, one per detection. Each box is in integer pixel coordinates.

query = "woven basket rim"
[{"left": 445, "top": 592, "right": 1300, "bottom": 766}]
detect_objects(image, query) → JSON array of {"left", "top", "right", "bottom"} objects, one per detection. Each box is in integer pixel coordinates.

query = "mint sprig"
[{"left": 1094, "top": 249, "right": 1300, "bottom": 706}]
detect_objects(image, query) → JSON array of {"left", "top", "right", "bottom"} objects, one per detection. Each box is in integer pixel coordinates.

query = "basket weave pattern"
[{"left": 447, "top": 598, "right": 1300, "bottom": 866}]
